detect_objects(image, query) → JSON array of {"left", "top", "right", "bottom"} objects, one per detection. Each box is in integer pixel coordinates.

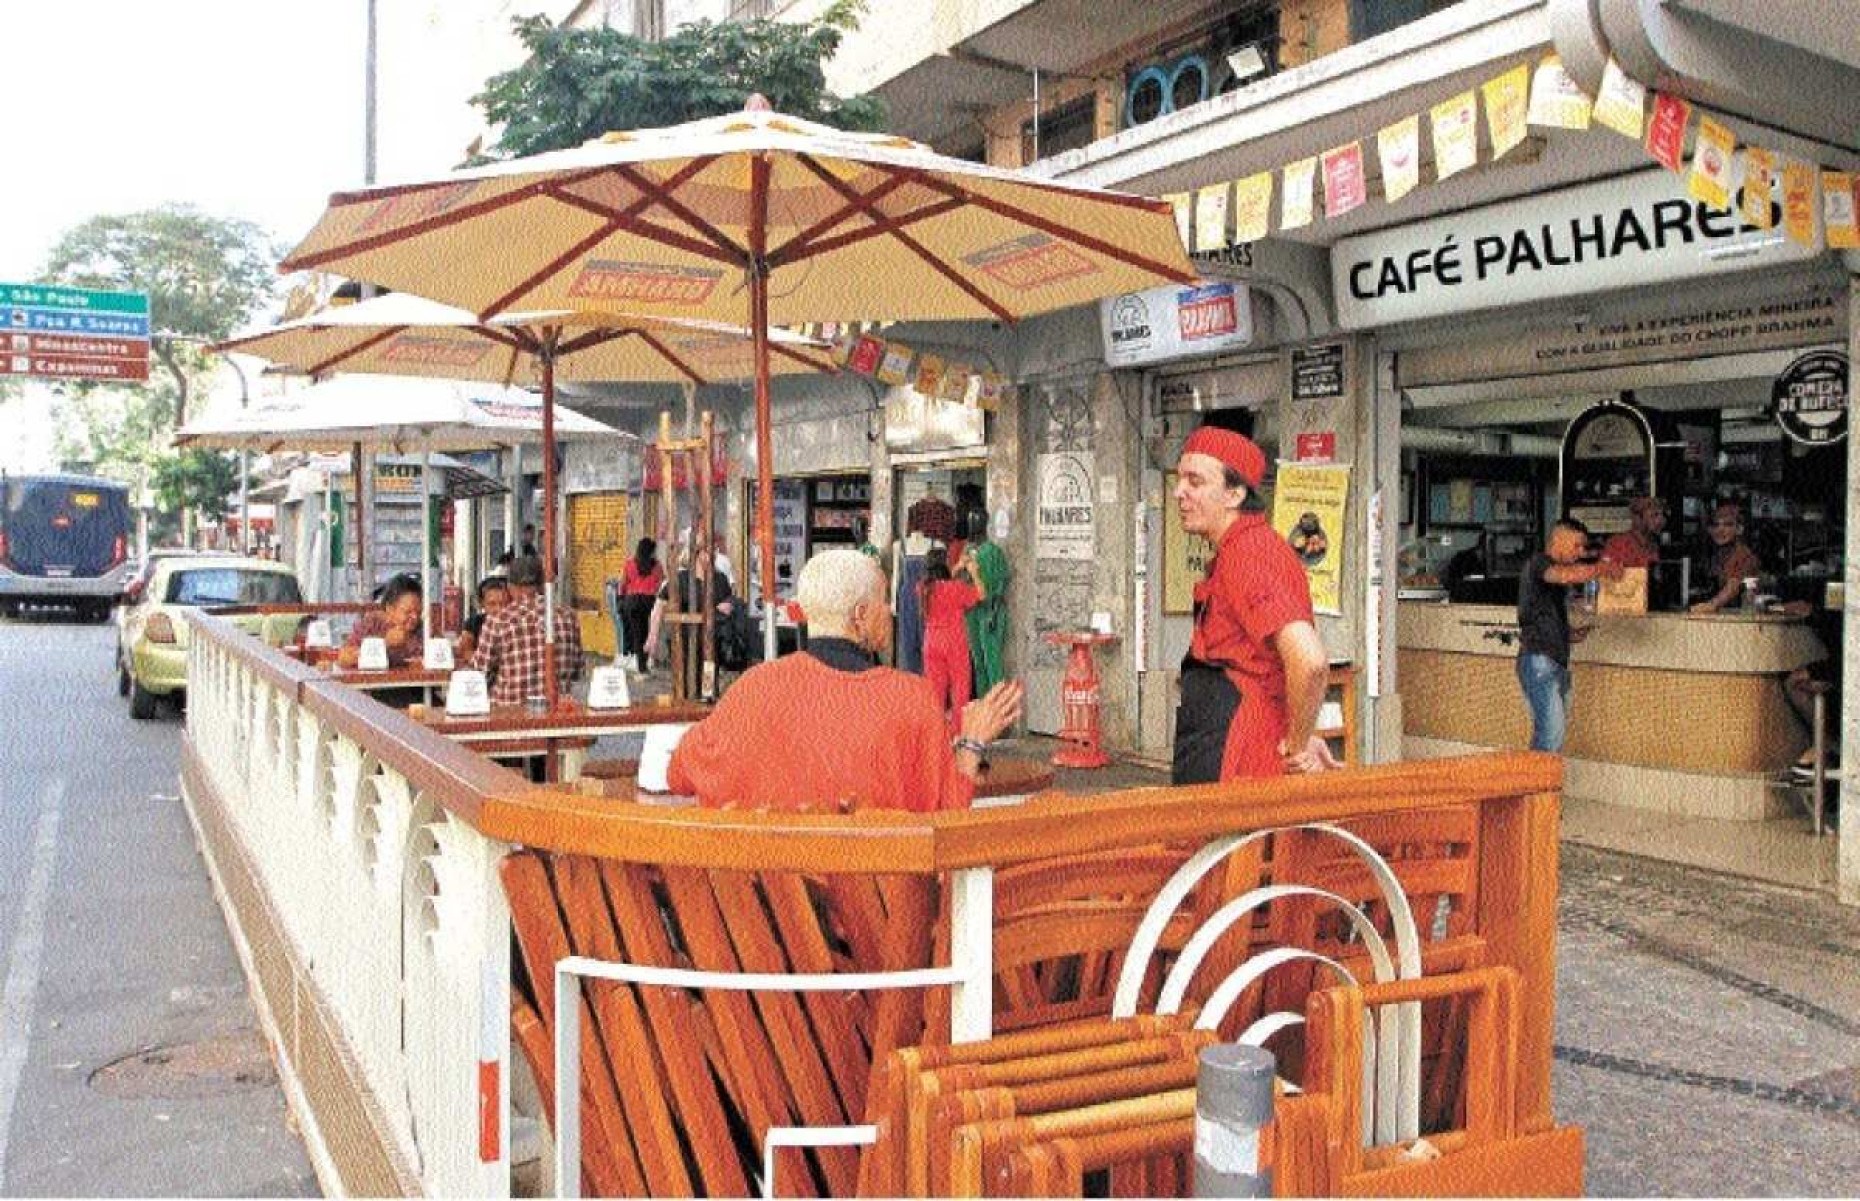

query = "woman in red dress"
[{"left": 919, "top": 545, "right": 987, "bottom": 720}]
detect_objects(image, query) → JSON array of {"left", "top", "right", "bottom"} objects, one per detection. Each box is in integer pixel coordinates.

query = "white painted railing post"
[{"left": 946, "top": 865, "right": 994, "bottom": 1045}]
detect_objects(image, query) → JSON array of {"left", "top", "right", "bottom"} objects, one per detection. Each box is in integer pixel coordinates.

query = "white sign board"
[
  {"left": 1331, "top": 167, "right": 1822, "bottom": 329},
  {"left": 422, "top": 638, "right": 454, "bottom": 670},
  {"left": 445, "top": 669, "right": 490, "bottom": 716},
  {"left": 1100, "top": 281, "right": 1253, "bottom": 367},
  {"left": 1035, "top": 453, "right": 1095, "bottom": 560},
  {"left": 304, "top": 619, "right": 333, "bottom": 648},
  {"left": 587, "top": 665, "right": 633, "bottom": 710},
  {"left": 357, "top": 637, "right": 389, "bottom": 671}
]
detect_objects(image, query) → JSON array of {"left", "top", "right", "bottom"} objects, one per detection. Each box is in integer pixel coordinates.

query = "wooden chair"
[{"left": 502, "top": 849, "right": 938, "bottom": 1197}]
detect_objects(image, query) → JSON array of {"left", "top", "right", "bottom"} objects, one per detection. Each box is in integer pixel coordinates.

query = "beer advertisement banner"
[
  {"left": 1270, "top": 464, "right": 1350, "bottom": 616},
  {"left": 1482, "top": 64, "right": 1530, "bottom": 158},
  {"left": 1430, "top": 91, "right": 1479, "bottom": 181},
  {"left": 1741, "top": 148, "right": 1777, "bottom": 229},
  {"left": 1527, "top": 54, "right": 1592, "bottom": 130},
  {"left": 1321, "top": 143, "right": 1368, "bottom": 217},
  {"left": 1194, "top": 182, "right": 1231, "bottom": 253},
  {"left": 1377, "top": 116, "right": 1421, "bottom": 203},
  {"left": 1645, "top": 92, "right": 1692, "bottom": 172},
  {"left": 1233, "top": 172, "right": 1273, "bottom": 243},
  {"left": 1593, "top": 57, "right": 1646, "bottom": 138},
  {"left": 1282, "top": 157, "right": 1317, "bottom": 230},
  {"left": 1687, "top": 116, "right": 1736, "bottom": 208}
]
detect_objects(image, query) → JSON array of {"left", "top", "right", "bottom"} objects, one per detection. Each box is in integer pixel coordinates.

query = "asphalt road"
[{"left": 0, "top": 611, "right": 315, "bottom": 1197}]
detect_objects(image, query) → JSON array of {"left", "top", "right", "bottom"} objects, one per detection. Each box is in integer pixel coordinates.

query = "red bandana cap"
[{"left": 1183, "top": 426, "right": 1266, "bottom": 489}]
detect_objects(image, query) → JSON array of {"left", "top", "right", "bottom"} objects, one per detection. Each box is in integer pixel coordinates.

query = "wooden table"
[
  {"left": 316, "top": 664, "right": 454, "bottom": 706},
  {"left": 415, "top": 701, "right": 712, "bottom": 782}
]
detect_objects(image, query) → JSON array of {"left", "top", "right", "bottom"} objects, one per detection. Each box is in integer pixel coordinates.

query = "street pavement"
[
  {"left": 0, "top": 612, "right": 315, "bottom": 1197},
  {"left": 2, "top": 618, "right": 1857, "bottom": 1195}
]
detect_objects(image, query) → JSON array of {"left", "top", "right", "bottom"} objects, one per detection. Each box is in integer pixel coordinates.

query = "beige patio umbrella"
[
  {"left": 279, "top": 97, "right": 1194, "bottom": 658},
  {"left": 212, "top": 291, "right": 831, "bottom": 700}
]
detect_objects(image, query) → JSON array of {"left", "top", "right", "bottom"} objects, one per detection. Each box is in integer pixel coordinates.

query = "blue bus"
[{"left": 0, "top": 473, "right": 134, "bottom": 620}]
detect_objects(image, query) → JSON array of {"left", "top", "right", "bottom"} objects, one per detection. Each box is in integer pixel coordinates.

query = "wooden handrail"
[{"left": 185, "top": 609, "right": 1563, "bottom": 877}]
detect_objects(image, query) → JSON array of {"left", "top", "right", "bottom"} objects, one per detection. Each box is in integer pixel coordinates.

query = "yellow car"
[{"left": 117, "top": 554, "right": 305, "bottom": 719}]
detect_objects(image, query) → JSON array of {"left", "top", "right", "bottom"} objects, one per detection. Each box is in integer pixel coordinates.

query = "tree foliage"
[
  {"left": 39, "top": 204, "right": 278, "bottom": 430},
  {"left": 471, "top": 0, "right": 885, "bottom": 160},
  {"left": 152, "top": 448, "right": 241, "bottom": 523}
]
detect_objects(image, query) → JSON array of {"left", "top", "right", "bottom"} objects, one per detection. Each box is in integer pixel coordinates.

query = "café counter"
[{"left": 1397, "top": 601, "right": 1826, "bottom": 820}]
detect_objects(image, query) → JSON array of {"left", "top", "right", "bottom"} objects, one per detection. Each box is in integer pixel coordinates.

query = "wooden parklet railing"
[{"left": 180, "top": 611, "right": 1565, "bottom": 1198}]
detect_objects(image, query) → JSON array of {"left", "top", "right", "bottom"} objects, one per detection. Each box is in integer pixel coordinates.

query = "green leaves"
[
  {"left": 470, "top": 1, "right": 888, "bottom": 161},
  {"left": 152, "top": 449, "right": 241, "bottom": 523}
]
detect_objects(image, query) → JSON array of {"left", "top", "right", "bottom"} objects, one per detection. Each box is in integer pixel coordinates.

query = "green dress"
[{"left": 965, "top": 541, "right": 1011, "bottom": 694}]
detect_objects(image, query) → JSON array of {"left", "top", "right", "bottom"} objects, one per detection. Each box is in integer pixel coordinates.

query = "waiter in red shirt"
[
  {"left": 1599, "top": 496, "right": 1666, "bottom": 569},
  {"left": 1172, "top": 427, "right": 1339, "bottom": 783}
]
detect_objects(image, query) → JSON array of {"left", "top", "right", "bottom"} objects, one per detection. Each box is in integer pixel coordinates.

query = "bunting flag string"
[
  {"left": 1151, "top": 53, "right": 1852, "bottom": 258},
  {"left": 829, "top": 327, "right": 1014, "bottom": 411}
]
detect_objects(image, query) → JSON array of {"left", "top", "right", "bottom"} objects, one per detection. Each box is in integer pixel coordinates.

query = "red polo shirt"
[{"left": 1189, "top": 512, "right": 1316, "bottom": 778}]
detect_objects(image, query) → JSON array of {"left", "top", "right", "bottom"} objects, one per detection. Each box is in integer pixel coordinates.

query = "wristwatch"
[{"left": 952, "top": 735, "right": 990, "bottom": 764}]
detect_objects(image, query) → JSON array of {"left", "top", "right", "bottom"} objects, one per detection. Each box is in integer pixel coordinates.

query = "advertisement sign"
[
  {"left": 1100, "top": 281, "right": 1252, "bottom": 368},
  {"left": 1772, "top": 350, "right": 1848, "bottom": 446},
  {"left": 1270, "top": 465, "right": 1350, "bottom": 616},
  {"left": 1035, "top": 453, "right": 1095, "bottom": 560},
  {"left": 1332, "top": 168, "right": 1820, "bottom": 329}
]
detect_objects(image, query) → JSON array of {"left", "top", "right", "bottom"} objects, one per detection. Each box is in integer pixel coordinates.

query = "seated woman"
[
  {"left": 668, "top": 548, "right": 1022, "bottom": 812},
  {"left": 338, "top": 573, "right": 423, "bottom": 669}
]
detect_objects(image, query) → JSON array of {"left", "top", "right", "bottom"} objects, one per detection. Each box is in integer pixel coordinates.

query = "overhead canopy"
[
  {"left": 216, "top": 291, "right": 834, "bottom": 386},
  {"left": 176, "top": 375, "right": 630, "bottom": 454}
]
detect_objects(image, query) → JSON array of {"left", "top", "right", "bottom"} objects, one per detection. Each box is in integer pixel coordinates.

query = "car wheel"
[{"left": 129, "top": 676, "right": 159, "bottom": 720}]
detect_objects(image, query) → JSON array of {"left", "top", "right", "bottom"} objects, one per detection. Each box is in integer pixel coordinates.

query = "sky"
[{"left": 0, "top": 1, "right": 539, "bottom": 471}]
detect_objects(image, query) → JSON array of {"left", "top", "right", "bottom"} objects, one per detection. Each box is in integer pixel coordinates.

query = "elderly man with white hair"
[{"left": 667, "top": 548, "right": 1024, "bottom": 811}]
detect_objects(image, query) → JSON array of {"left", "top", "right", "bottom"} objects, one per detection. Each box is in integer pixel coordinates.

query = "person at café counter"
[
  {"left": 1171, "top": 426, "right": 1338, "bottom": 784},
  {"left": 470, "top": 554, "right": 585, "bottom": 705},
  {"left": 1600, "top": 496, "right": 1666, "bottom": 569},
  {"left": 1691, "top": 502, "right": 1763, "bottom": 614},
  {"left": 337, "top": 572, "right": 424, "bottom": 669},
  {"left": 667, "top": 548, "right": 1024, "bottom": 811},
  {"left": 1517, "top": 519, "right": 1623, "bottom": 753}
]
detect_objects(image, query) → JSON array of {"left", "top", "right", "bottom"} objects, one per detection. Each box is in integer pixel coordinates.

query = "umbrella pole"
[
  {"left": 421, "top": 450, "right": 434, "bottom": 647},
  {"left": 353, "top": 442, "right": 369, "bottom": 602},
  {"left": 750, "top": 155, "right": 778, "bottom": 662},
  {"left": 541, "top": 341, "right": 562, "bottom": 708}
]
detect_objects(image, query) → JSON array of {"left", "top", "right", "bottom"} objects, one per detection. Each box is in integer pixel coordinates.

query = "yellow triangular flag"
[
  {"left": 1687, "top": 116, "right": 1736, "bottom": 209},
  {"left": 1782, "top": 160, "right": 1820, "bottom": 247},
  {"left": 1823, "top": 171, "right": 1859, "bottom": 249},
  {"left": 1482, "top": 64, "right": 1531, "bottom": 158},
  {"left": 1377, "top": 116, "right": 1421, "bottom": 203},
  {"left": 1430, "top": 91, "right": 1479, "bottom": 181},
  {"left": 1194, "top": 182, "right": 1231, "bottom": 252},
  {"left": 1741, "top": 148, "right": 1776, "bottom": 230},
  {"left": 1592, "top": 57, "right": 1645, "bottom": 138},
  {"left": 1232, "top": 172, "right": 1273, "bottom": 243},
  {"left": 1282, "top": 157, "right": 1316, "bottom": 230},
  {"left": 1527, "top": 53, "right": 1592, "bottom": 129}
]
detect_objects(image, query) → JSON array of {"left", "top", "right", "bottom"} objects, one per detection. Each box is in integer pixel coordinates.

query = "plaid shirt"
[{"left": 471, "top": 593, "right": 584, "bottom": 704}]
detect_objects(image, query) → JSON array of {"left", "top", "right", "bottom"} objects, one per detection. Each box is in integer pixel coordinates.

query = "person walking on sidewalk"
[
  {"left": 614, "top": 537, "right": 664, "bottom": 673},
  {"left": 920, "top": 544, "right": 986, "bottom": 721},
  {"left": 1517, "top": 518, "right": 1621, "bottom": 752}
]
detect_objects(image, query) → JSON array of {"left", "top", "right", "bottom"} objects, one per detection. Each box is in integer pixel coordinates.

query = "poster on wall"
[
  {"left": 764, "top": 479, "right": 807, "bottom": 600},
  {"left": 1270, "top": 464, "right": 1350, "bottom": 616},
  {"left": 1035, "top": 452, "right": 1095, "bottom": 559}
]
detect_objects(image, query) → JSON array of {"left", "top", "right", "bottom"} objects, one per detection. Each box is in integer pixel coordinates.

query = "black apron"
[{"left": 1173, "top": 655, "right": 1242, "bottom": 785}]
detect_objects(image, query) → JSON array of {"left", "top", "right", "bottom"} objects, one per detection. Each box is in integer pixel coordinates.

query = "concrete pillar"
[
  {"left": 1089, "top": 371, "right": 1138, "bottom": 750},
  {"left": 1841, "top": 281, "right": 1860, "bottom": 905}
]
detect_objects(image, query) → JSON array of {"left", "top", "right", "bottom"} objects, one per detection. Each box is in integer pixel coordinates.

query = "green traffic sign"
[{"left": 0, "top": 282, "right": 150, "bottom": 314}]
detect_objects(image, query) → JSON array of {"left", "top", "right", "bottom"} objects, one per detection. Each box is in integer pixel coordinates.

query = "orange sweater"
[{"left": 667, "top": 653, "right": 974, "bottom": 812}]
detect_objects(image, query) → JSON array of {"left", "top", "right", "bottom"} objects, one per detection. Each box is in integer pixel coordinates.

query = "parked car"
[{"left": 117, "top": 555, "right": 305, "bottom": 718}]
